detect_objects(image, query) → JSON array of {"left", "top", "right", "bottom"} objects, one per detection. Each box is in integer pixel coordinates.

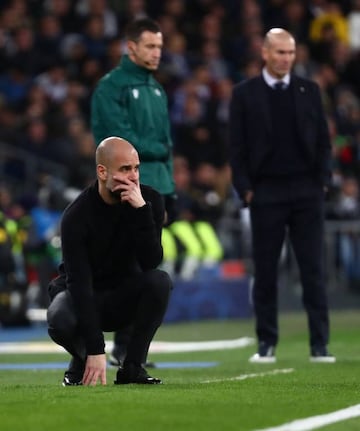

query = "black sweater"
[
  {"left": 57, "top": 181, "right": 165, "bottom": 355},
  {"left": 261, "top": 84, "right": 309, "bottom": 177}
]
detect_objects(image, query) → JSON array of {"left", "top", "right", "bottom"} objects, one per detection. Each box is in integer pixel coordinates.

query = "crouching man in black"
[{"left": 47, "top": 136, "right": 172, "bottom": 386}]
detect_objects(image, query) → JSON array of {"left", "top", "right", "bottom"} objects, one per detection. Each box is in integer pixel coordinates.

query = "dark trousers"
[
  {"left": 250, "top": 197, "right": 329, "bottom": 349},
  {"left": 47, "top": 269, "right": 172, "bottom": 366},
  {"left": 113, "top": 194, "right": 177, "bottom": 351}
]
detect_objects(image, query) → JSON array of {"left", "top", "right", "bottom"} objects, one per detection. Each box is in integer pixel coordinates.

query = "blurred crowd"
[{"left": 1, "top": 0, "right": 360, "bottom": 321}]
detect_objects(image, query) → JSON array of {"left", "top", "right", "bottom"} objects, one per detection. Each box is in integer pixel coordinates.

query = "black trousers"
[
  {"left": 47, "top": 269, "right": 172, "bottom": 366},
  {"left": 250, "top": 196, "right": 329, "bottom": 349},
  {"left": 113, "top": 194, "right": 178, "bottom": 350}
]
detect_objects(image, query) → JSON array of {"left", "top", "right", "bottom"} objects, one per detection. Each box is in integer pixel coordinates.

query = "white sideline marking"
[
  {"left": 26, "top": 308, "right": 47, "bottom": 321},
  {"left": 0, "top": 337, "right": 255, "bottom": 354},
  {"left": 202, "top": 368, "right": 294, "bottom": 383},
  {"left": 148, "top": 337, "right": 255, "bottom": 353},
  {"left": 254, "top": 404, "right": 360, "bottom": 431}
]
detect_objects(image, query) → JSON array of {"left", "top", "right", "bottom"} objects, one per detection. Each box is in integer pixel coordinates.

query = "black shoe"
[
  {"left": 310, "top": 346, "right": 336, "bottom": 363},
  {"left": 114, "top": 363, "right": 162, "bottom": 385},
  {"left": 62, "top": 357, "right": 84, "bottom": 386},
  {"left": 62, "top": 374, "right": 83, "bottom": 386}
]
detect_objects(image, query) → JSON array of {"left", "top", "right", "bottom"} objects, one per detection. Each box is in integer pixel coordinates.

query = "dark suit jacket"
[{"left": 229, "top": 74, "right": 332, "bottom": 202}]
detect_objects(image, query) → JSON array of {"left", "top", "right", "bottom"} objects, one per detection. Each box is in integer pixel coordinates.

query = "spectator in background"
[
  {"left": 280, "top": 0, "right": 311, "bottom": 44},
  {"left": 293, "top": 42, "right": 318, "bottom": 79},
  {"left": 0, "top": 205, "right": 29, "bottom": 327},
  {"left": 309, "top": 1, "right": 349, "bottom": 45},
  {"left": 81, "top": 14, "right": 109, "bottom": 62},
  {"left": 6, "top": 25, "right": 44, "bottom": 77},
  {"left": 161, "top": 156, "right": 224, "bottom": 280},
  {"left": 43, "top": 0, "right": 81, "bottom": 34},
  {"left": 91, "top": 17, "right": 176, "bottom": 368},
  {"left": 36, "top": 13, "right": 65, "bottom": 66},
  {"left": 173, "top": 93, "right": 218, "bottom": 169},
  {"left": 200, "top": 39, "right": 230, "bottom": 81},
  {"left": 333, "top": 87, "right": 360, "bottom": 136},
  {"left": 23, "top": 84, "right": 50, "bottom": 122},
  {"left": 0, "top": 104, "right": 22, "bottom": 146},
  {"left": 348, "top": 0, "right": 360, "bottom": 51},
  {"left": 206, "top": 77, "right": 233, "bottom": 154},
  {"left": 226, "top": 0, "right": 263, "bottom": 71},
  {"left": 350, "top": 129, "right": 360, "bottom": 179},
  {"left": 117, "top": 0, "right": 148, "bottom": 31},
  {"left": 0, "top": 61, "right": 33, "bottom": 108},
  {"left": 67, "top": 131, "right": 96, "bottom": 190},
  {"left": 310, "top": 63, "right": 338, "bottom": 114},
  {"left": 104, "top": 37, "right": 122, "bottom": 71},
  {"left": 35, "top": 61, "right": 68, "bottom": 103},
  {"left": 261, "top": 0, "right": 287, "bottom": 30},
  {"left": 156, "top": 0, "right": 188, "bottom": 36},
  {"left": 229, "top": 28, "right": 335, "bottom": 364},
  {"left": 20, "top": 117, "right": 55, "bottom": 163},
  {"left": 330, "top": 175, "right": 360, "bottom": 220},
  {"left": 309, "top": 2, "right": 349, "bottom": 64},
  {"left": 76, "top": 0, "right": 119, "bottom": 39},
  {"left": 78, "top": 57, "right": 104, "bottom": 93},
  {"left": 0, "top": 0, "right": 30, "bottom": 35},
  {"left": 161, "top": 31, "right": 191, "bottom": 84},
  {"left": 327, "top": 114, "right": 353, "bottom": 178},
  {"left": 328, "top": 176, "right": 360, "bottom": 292}
]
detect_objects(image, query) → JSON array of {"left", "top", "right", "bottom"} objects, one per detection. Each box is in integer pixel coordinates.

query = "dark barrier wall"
[{"left": 164, "top": 277, "right": 252, "bottom": 322}]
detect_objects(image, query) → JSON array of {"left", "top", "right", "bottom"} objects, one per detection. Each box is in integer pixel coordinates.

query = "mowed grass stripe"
[{"left": 0, "top": 310, "right": 359, "bottom": 431}]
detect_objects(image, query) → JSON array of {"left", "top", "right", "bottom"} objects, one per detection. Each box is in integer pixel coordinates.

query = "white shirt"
[{"left": 262, "top": 68, "right": 290, "bottom": 89}]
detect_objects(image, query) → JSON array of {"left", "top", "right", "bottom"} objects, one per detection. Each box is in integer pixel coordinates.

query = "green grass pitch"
[{"left": 0, "top": 310, "right": 359, "bottom": 431}]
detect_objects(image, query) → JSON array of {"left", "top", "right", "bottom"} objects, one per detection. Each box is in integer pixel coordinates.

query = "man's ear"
[
  {"left": 127, "top": 40, "right": 136, "bottom": 57},
  {"left": 97, "top": 164, "right": 107, "bottom": 180}
]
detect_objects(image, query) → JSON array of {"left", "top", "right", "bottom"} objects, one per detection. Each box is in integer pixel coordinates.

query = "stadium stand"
[{"left": 1, "top": 0, "right": 360, "bottom": 324}]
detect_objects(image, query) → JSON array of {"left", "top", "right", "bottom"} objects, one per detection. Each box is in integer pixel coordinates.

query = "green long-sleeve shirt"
[{"left": 91, "top": 55, "right": 175, "bottom": 196}]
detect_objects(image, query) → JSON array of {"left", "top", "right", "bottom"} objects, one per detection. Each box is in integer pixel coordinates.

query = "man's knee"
[
  {"left": 145, "top": 269, "right": 172, "bottom": 299},
  {"left": 47, "top": 291, "right": 77, "bottom": 337}
]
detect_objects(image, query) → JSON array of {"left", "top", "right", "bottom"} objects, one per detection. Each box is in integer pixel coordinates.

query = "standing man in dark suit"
[{"left": 229, "top": 28, "right": 335, "bottom": 363}]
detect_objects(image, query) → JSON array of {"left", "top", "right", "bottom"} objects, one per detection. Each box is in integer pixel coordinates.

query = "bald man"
[
  {"left": 229, "top": 29, "right": 335, "bottom": 363},
  {"left": 47, "top": 137, "right": 172, "bottom": 386}
]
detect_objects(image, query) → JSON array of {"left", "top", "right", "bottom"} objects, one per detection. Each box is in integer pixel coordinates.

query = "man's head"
[
  {"left": 262, "top": 28, "right": 296, "bottom": 79},
  {"left": 125, "top": 18, "right": 163, "bottom": 71},
  {"left": 96, "top": 137, "right": 140, "bottom": 203}
]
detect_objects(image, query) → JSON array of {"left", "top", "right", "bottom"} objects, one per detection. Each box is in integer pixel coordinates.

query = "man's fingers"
[
  {"left": 82, "top": 369, "right": 91, "bottom": 386},
  {"left": 82, "top": 369, "right": 106, "bottom": 386},
  {"left": 100, "top": 370, "right": 107, "bottom": 386},
  {"left": 83, "top": 368, "right": 95, "bottom": 386},
  {"left": 91, "top": 375, "right": 98, "bottom": 386},
  {"left": 82, "top": 354, "right": 107, "bottom": 386}
]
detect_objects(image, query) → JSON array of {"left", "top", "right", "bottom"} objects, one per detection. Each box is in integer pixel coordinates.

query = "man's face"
[
  {"left": 262, "top": 37, "right": 296, "bottom": 79},
  {"left": 103, "top": 149, "right": 140, "bottom": 202},
  {"left": 128, "top": 30, "right": 163, "bottom": 71}
]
